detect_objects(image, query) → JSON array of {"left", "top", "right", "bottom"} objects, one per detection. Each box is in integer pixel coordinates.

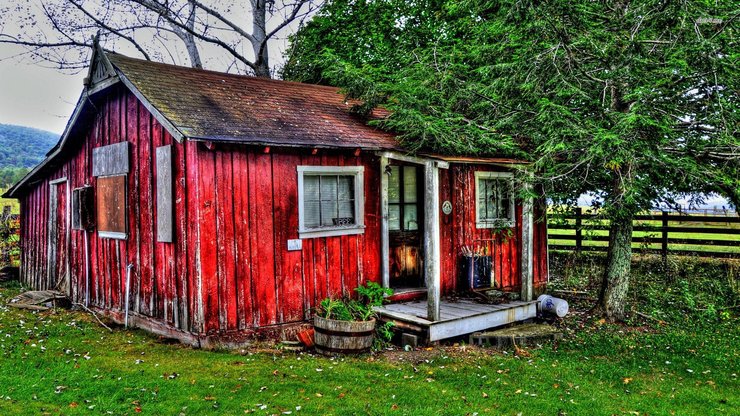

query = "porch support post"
[
  {"left": 424, "top": 161, "right": 441, "bottom": 321},
  {"left": 380, "top": 156, "right": 390, "bottom": 288},
  {"left": 520, "top": 181, "right": 534, "bottom": 301}
]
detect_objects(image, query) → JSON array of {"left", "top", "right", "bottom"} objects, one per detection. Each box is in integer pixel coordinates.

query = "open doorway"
[{"left": 387, "top": 163, "right": 424, "bottom": 290}]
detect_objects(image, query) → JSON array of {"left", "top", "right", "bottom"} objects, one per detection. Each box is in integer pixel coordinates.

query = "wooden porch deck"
[{"left": 375, "top": 300, "right": 538, "bottom": 342}]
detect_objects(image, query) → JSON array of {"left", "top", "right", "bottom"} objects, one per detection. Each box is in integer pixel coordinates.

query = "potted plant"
[{"left": 313, "top": 281, "right": 393, "bottom": 355}]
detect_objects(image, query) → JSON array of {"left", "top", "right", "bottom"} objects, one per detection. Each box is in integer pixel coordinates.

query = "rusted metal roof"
[{"left": 107, "top": 54, "right": 400, "bottom": 150}]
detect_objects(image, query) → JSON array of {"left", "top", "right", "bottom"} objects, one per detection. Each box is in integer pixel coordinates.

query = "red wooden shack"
[{"left": 5, "top": 46, "right": 549, "bottom": 346}]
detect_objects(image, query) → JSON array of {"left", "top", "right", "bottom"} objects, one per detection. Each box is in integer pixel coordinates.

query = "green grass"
[
  {"left": 1, "top": 268, "right": 738, "bottom": 416},
  {"left": 0, "top": 189, "right": 20, "bottom": 215}
]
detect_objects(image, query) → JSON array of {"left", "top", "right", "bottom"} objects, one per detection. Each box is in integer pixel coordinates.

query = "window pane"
[
  {"left": 304, "top": 201, "right": 321, "bottom": 228},
  {"left": 389, "top": 205, "right": 400, "bottom": 231},
  {"left": 320, "top": 176, "right": 337, "bottom": 202},
  {"left": 338, "top": 200, "right": 355, "bottom": 222},
  {"left": 500, "top": 184, "right": 511, "bottom": 218},
  {"left": 487, "top": 180, "right": 498, "bottom": 219},
  {"left": 403, "top": 166, "right": 417, "bottom": 203},
  {"left": 304, "top": 176, "right": 320, "bottom": 201},
  {"left": 388, "top": 166, "right": 400, "bottom": 203},
  {"left": 404, "top": 204, "right": 418, "bottom": 230},
  {"left": 337, "top": 175, "right": 354, "bottom": 201},
  {"left": 320, "top": 200, "right": 337, "bottom": 226}
]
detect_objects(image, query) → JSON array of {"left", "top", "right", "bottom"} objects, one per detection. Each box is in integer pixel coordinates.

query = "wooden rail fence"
[{"left": 548, "top": 208, "right": 740, "bottom": 259}]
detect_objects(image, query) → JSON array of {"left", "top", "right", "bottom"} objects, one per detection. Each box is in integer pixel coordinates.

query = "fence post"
[
  {"left": 575, "top": 207, "right": 583, "bottom": 253},
  {"left": 661, "top": 211, "right": 669, "bottom": 263}
]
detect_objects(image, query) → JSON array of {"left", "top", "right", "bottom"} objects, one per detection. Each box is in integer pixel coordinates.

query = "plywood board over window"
[
  {"left": 92, "top": 142, "right": 130, "bottom": 239},
  {"left": 156, "top": 145, "right": 174, "bottom": 243},
  {"left": 96, "top": 175, "right": 127, "bottom": 239}
]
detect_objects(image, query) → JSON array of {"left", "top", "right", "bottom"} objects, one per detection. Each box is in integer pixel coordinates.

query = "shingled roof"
[{"left": 107, "top": 53, "right": 399, "bottom": 150}]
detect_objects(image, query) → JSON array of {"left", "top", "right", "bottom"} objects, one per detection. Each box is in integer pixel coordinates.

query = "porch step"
[
  {"left": 469, "top": 323, "right": 563, "bottom": 348},
  {"left": 375, "top": 300, "right": 538, "bottom": 342}
]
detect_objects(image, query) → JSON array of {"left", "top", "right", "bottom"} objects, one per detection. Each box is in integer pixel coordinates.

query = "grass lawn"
[
  {"left": 0, "top": 191, "right": 20, "bottom": 215},
  {"left": 1, "top": 277, "right": 737, "bottom": 416}
]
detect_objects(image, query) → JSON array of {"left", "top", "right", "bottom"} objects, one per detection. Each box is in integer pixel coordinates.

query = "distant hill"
[
  {"left": 0, "top": 124, "right": 58, "bottom": 169},
  {"left": 0, "top": 124, "right": 58, "bottom": 188}
]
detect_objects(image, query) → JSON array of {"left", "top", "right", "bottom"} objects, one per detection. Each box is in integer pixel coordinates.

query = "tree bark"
[
  {"left": 251, "top": 0, "right": 271, "bottom": 78},
  {"left": 597, "top": 212, "right": 634, "bottom": 321}
]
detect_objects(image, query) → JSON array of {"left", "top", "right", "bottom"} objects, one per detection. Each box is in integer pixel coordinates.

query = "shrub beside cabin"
[{"left": 5, "top": 46, "right": 549, "bottom": 346}]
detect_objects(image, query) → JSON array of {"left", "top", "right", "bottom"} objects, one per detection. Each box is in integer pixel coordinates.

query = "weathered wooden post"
[
  {"left": 661, "top": 211, "right": 669, "bottom": 264},
  {"left": 424, "top": 161, "right": 440, "bottom": 322},
  {"left": 575, "top": 207, "right": 583, "bottom": 253}
]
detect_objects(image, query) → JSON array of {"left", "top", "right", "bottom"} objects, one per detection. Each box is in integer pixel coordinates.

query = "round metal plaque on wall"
[{"left": 442, "top": 200, "right": 452, "bottom": 215}]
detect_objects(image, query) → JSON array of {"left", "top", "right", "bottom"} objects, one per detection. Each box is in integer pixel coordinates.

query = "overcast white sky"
[{"left": 0, "top": 44, "right": 84, "bottom": 134}]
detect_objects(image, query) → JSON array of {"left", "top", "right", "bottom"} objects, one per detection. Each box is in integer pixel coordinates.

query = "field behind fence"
[{"left": 548, "top": 208, "right": 740, "bottom": 259}]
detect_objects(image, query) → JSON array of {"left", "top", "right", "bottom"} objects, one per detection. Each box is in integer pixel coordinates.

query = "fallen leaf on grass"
[{"left": 623, "top": 378, "right": 633, "bottom": 385}]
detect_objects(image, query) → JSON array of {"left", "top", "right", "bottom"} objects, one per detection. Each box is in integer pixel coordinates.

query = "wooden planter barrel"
[{"left": 313, "top": 316, "right": 376, "bottom": 355}]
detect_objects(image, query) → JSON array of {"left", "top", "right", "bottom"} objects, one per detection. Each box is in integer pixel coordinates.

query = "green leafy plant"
[
  {"left": 316, "top": 281, "right": 393, "bottom": 322},
  {"left": 316, "top": 282, "right": 396, "bottom": 348}
]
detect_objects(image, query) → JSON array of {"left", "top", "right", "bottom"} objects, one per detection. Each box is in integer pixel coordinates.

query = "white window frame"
[
  {"left": 475, "top": 171, "right": 516, "bottom": 229},
  {"left": 297, "top": 165, "right": 365, "bottom": 239}
]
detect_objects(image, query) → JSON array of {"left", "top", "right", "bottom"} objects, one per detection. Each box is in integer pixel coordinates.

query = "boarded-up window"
[
  {"left": 93, "top": 142, "right": 129, "bottom": 239},
  {"left": 96, "top": 175, "right": 127, "bottom": 239},
  {"left": 297, "top": 166, "right": 365, "bottom": 239},
  {"left": 156, "top": 145, "right": 173, "bottom": 243}
]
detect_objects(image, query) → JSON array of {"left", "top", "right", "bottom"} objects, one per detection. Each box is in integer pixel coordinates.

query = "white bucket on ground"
[{"left": 537, "top": 294, "right": 569, "bottom": 318}]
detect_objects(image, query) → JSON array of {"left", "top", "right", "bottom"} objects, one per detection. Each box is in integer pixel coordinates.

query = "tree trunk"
[
  {"left": 251, "top": 0, "right": 271, "bottom": 77},
  {"left": 597, "top": 212, "right": 634, "bottom": 321}
]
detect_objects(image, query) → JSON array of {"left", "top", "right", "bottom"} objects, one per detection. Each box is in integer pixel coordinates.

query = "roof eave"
[
  {"left": 189, "top": 136, "right": 401, "bottom": 152},
  {"left": 3, "top": 91, "right": 90, "bottom": 199}
]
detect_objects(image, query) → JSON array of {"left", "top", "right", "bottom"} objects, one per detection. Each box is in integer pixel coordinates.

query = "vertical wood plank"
[
  {"left": 250, "top": 151, "right": 277, "bottom": 326},
  {"left": 173, "top": 137, "right": 190, "bottom": 330},
  {"left": 137, "top": 102, "right": 154, "bottom": 316},
  {"left": 215, "top": 150, "right": 238, "bottom": 330},
  {"left": 185, "top": 141, "right": 204, "bottom": 333},
  {"left": 125, "top": 92, "right": 141, "bottom": 313},
  {"left": 232, "top": 149, "right": 253, "bottom": 329},
  {"left": 274, "top": 152, "right": 303, "bottom": 323},
  {"left": 197, "top": 144, "right": 219, "bottom": 332}
]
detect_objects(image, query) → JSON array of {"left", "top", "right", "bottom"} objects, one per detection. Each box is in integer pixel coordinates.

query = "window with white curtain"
[{"left": 297, "top": 166, "right": 365, "bottom": 238}]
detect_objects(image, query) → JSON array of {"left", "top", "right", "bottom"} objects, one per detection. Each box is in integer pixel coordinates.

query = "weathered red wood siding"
[
  {"left": 18, "top": 85, "right": 188, "bottom": 329},
  {"left": 18, "top": 89, "right": 383, "bottom": 337},
  {"left": 438, "top": 164, "right": 548, "bottom": 293},
  {"left": 188, "top": 144, "right": 381, "bottom": 334}
]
